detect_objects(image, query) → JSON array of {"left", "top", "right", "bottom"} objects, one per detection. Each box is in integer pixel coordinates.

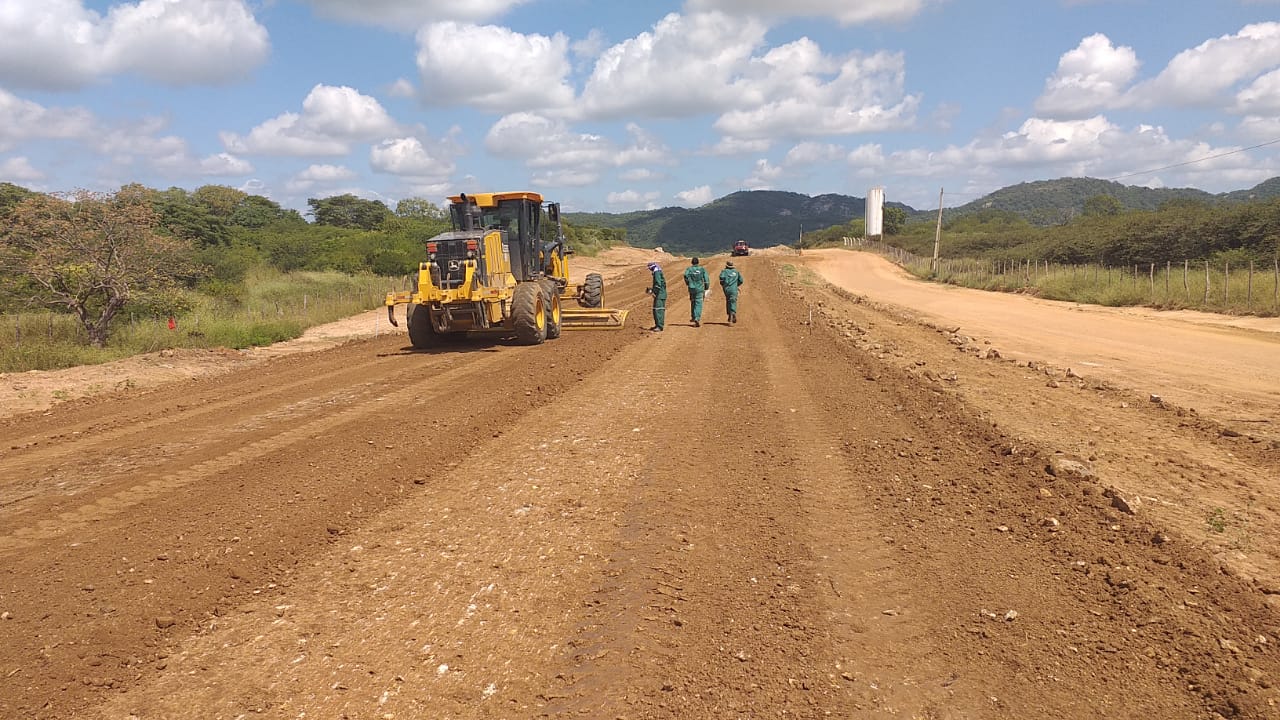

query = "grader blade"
[{"left": 561, "top": 307, "right": 629, "bottom": 330}]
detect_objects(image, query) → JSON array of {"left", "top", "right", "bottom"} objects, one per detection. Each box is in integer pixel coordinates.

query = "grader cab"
[{"left": 385, "top": 191, "right": 627, "bottom": 348}]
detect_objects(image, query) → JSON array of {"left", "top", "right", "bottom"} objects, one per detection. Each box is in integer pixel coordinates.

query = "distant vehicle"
[{"left": 731, "top": 239, "right": 750, "bottom": 256}]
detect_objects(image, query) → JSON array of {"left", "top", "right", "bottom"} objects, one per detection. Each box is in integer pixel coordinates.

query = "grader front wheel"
[
  {"left": 512, "top": 282, "right": 547, "bottom": 345},
  {"left": 541, "top": 279, "right": 563, "bottom": 339},
  {"left": 580, "top": 273, "right": 604, "bottom": 308},
  {"left": 406, "top": 304, "right": 440, "bottom": 349}
]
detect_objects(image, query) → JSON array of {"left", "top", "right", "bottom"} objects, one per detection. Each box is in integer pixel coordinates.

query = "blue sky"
[{"left": 2, "top": 0, "right": 1279, "bottom": 215}]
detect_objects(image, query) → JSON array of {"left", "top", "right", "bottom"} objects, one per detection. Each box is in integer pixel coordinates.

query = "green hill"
[
  {"left": 565, "top": 177, "right": 1280, "bottom": 249},
  {"left": 565, "top": 190, "right": 909, "bottom": 254}
]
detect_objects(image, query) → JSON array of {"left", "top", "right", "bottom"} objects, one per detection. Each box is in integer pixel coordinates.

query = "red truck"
[{"left": 731, "top": 239, "right": 750, "bottom": 256}]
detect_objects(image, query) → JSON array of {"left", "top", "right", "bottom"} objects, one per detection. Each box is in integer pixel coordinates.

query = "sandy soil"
[
  {"left": 802, "top": 249, "right": 1280, "bottom": 429},
  {"left": 2, "top": 251, "right": 1279, "bottom": 719}
]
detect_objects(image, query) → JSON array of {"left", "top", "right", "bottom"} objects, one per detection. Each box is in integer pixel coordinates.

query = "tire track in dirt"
[
  {"left": 8, "top": 259, "right": 1280, "bottom": 719},
  {"left": 0, "top": 347, "right": 522, "bottom": 554},
  {"left": 0, "top": 325, "right": 648, "bottom": 719},
  {"left": 0, "top": 346, "right": 465, "bottom": 511}
]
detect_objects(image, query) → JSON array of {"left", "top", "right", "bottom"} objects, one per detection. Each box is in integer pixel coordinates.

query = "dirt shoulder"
[
  {"left": 796, "top": 248, "right": 1280, "bottom": 608},
  {"left": 801, "top": 248, "right": 1280, "bottom": 430}
]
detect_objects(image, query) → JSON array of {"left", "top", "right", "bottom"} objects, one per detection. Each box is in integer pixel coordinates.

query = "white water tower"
[{"left": 865, "top": 186, "right": 885, "bottom": 237}]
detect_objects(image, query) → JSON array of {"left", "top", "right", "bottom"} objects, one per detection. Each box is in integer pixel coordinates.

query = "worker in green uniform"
[
  {"left": 644, "top": 261, "right": 666, "bottom": 331},
  {"left": 719, "top": 260, "right": 744, "bottom": 324},
  {"left": 682, "top": 257, "right": 710, "bottom": 327}
]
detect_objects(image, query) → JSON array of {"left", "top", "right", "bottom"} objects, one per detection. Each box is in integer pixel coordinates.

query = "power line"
[{"left": 1106, "top": 137, "right": 1280, "bottom": 182}]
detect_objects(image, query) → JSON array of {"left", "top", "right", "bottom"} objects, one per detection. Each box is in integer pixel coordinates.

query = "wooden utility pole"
[{"left": 931, "top": 187, "right": 944, "bottom": 272}]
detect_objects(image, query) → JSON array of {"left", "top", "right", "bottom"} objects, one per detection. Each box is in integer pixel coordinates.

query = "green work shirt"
[
  {"left": 719, "top": 268, "right": 743, "bottom": 293},
  {"left": 683, "top": 265, "right": 710, "bottom": 291}
]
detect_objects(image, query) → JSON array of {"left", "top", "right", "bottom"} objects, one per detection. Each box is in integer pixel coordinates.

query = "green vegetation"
[
  {"left": 565, "top": 190, "right": 906, "bottom": 254},
  {"left": 0, "top": 267, "right": 391, "bottom": 372},
  {"left": 0, "top": 181, "right": 623, "bottom": 372}
]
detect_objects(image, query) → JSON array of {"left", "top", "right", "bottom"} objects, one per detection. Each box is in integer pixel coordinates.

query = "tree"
[
  {"left": 0, "top": 182, "right": 35, "bottom": 217},
  {"left": 395, "top": 197, "right": 448, "bottom": 220},
  {"left": 192, "top": 185, "right": 248, "bottom": 218},
  {"left": 230, "top": 194, "right": 305, "bottom": 228},
  {"left": 883, "top": 205, "right": 907, "bottom": 235},
  {"left": 1, "top": 188, "right": 201, "bottom": 347},
  {"left": 149, "top": 186, "right": 230, "bottom": 247},
  {"left": 307, "top": 193, "right": 392, "bottom": 229},
  {"left": 1083, "top": 194, "right": 1123, "bottom": 218}
]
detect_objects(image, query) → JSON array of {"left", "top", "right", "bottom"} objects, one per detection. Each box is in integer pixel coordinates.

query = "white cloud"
[
  {"left": 91, "top": 116, "right": 189, "bottom": 167},
  {"left": 485, "top": 113, "right": 670, "bottom": 174},
  {"left": 0, "top": 0, "right": 268, "bottom": 90},
  {"left": 1235, "top": 67, "right": 1280, "bottom": 114},
  {"left": 846, "top": 143, "right": 886, "bottom": 168},
  {"left": 102, "top": 0, "right": 269, "bottom": 85},
  {"left": 674, "top": 185, "right": 714, "bottom": 206},
  {"left": 578, "top": 12, "right": 769, "bottom": 119},
  {"left": 0, "top": 90, "right": 96, "bottom": 151},
  {"left": 532, "top": 169, "right": 600, "bottom": 187},
  {"left": 387, "top": 78, "right": 416, "bottom": 98},
  {"left": 220, "top": 85, "right": 401, "bottom": 157},
  {"left": 416, "top": 22, "right": 574, "bottom": 112},
  {"left": 714, "top": 49, "right": 920, "bottom": 139},
  {"left": 302, "top": 0, "right": 529, "bottom": 27},
  {"left": 370, "top": 137, "right": 455, "bottom": 178},
  {"left": 286, "top": 164, "right": 357, "bottom": 192},
  {"left": 606, "top": 189, "right": 661, "bottom": 208},
  {"left": 1127, "top": 22, "right": 1280, "bottom": 108},
  {"left": 1, "top": 157, "right": 46, "bottom": 183},
  {"left": 302, "top": 85, "right": 401, "bottom": 138},
  {"left": 1237, "top": 114, "right": 1280, "bottom": 141},
  {"left": 198, "top": 153, "right": 253, "bottom": 176},
  {"left": 701, "top": 137, "right": 772, "bottom": 156},
  {"left": 784, "top": 142, "right": 846, "bottom": 166},
  {"left": 620, "top": 168, "right": 666, "bottom": 181},
  {"left": 1035, "top": 34, "right": 1139, "bottom": 118},
  {"left": 685, "top": 0, "right": 931, "bottom": 25},
  {"left": 881, "top": 116, "right": 1275, "bottom": 191},
  {"left": 744, "top": 158, "right": 783, "bottom": 189}
]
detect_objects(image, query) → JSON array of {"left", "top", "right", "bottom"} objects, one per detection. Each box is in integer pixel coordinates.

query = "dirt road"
[
  {"left": 2, "top": 257, "right": 1279, "bottom": 718},
  {"left": 803, "top": 249, "right": 1280, "bottom": 428}
]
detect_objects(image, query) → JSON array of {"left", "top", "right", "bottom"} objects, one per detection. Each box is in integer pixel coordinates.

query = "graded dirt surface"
[{"left": 2, "top": 252, "right": 1280, "bottom": 719}]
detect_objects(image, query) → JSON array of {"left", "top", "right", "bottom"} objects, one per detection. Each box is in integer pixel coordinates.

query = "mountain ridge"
[{"left": 564, "top": 177, "right": 1280, "bottom": 254}]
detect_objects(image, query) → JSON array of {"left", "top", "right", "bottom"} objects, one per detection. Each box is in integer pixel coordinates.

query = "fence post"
[
  {"left": 1204, "top": 260, "right": 1210, "bottom": 304},
  {"left": 1184, "top": 260, "right": 1189, "bottom": 301},
  {"left": 1248, "top": 261, "right": 1254, "bottom": 310},
  {"left": 1150, "top": 263, "right": 1155, "bottom": 301},
  {"left": 1224, "top": 261, "right": 1230, "bottom": 306},
  {"left": 1165, "top": 260, "right": 1170, "bottom": 300}
]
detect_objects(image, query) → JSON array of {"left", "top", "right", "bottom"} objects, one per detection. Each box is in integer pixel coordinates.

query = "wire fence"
[{"left": 846, "top": 237, "right": 1280, "bottom": 316}]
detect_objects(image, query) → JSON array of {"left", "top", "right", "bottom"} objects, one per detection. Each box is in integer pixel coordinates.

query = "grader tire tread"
[
  {"left": 512, "top": 282, "right": 547, "bottom": 345},
  {"left": 580, "top": 273, "right": 604, "bottom": 308},
  {"left": 540, "top": 279, "right": 563, "bottom": 339},
  {"left": 407, "top": 304, "right": 439, "bottom": 349}
]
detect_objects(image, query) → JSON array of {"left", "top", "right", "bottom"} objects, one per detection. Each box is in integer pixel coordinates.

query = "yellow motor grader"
[{"left": 385, "top": 191, "right": 627, "bottom": 347}]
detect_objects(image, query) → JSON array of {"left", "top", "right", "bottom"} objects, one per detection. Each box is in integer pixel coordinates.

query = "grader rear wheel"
[{"left": 512, "top": 282, "right": 547, "bottom": 345}]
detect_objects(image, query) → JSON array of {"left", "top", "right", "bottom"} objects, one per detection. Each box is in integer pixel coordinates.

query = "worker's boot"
[{"left": 730, "top": 312, "right": 737, "bottom": 324}]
